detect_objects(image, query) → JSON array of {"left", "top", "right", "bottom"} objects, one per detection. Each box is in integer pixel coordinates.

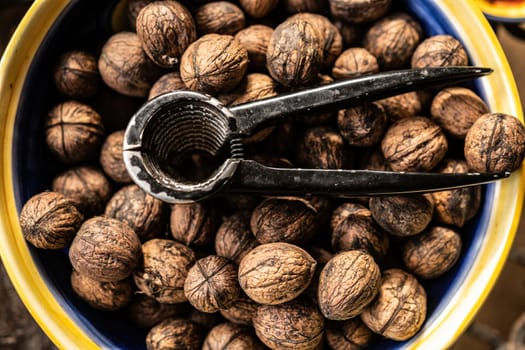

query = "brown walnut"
[
  {"left": 284, "top": 0, "right": 328, "bottom": 14},
  {"left": 337, "top": 102, "right": 387, "bottom": 147},
  {"left": 146, "top": 318, "right": 204, "bottom": 350},
  {"left": 189, "top": 309, "right": 222, "bottom": 331},
  {"left": 239, "top": 0, "right": 279, "bottom": 18},
  {"left": 170, "top": 202, "right": 216, "bottom": 247},
  {"left": 194, "top": 2, "right": 246, "bottom": 35},
  {"left": 326, "top": 318, "right": 373, "bottom": 350},
  {"left": 234, "top": 25, "right": 274, "bottom": 71},
  {"left": 215, "top": 211, "right": 259, "bottom": 265},
  {"left": 99, "top": 130, "right": 132, "bottom": 184},
  {"left": 148, "top": 72, "right": 187, "bottom": 100},
  {"left": 53, "top": 50, "right": 99, "bottom": 98},
  {"left": 329, "top": 0, "right": 391, "bottom": 23},
  {"left": 71, "top": 271, "right": 133, "bottom": 311},
  {"left": 128, "top": 295, "right": 189, "bottom": 328},
  {"left": 332, "top": 47, "right": 379, "bottom": 79},
  {"left": 296, "top": 126, "right": 345, "bottom": 169},
  {"left": 377, "top": 91, "right": 423, "bottom": 122},
  {"left": 127, "top": 0, "right": 154, "bottom": 30},
  {"left": 203, "top": 322, "right": 265, "bottom": 350},
  {"left": 220, "top": 292, "right": 259, "bottom": 325},
  {"left": 334, "top": 20, "right": 363, "bottom": 47},
  {"left": 411, "top": 34, "right": 468, "bottom": 68}
]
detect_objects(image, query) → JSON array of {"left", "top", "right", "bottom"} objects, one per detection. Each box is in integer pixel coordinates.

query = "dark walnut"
[
  {"left": 332, "top": 207, "right": 389, "bottom": 261},
  {"left": 69, "top": 216, "right": 141, "bottom": 282},
  {"left": 127, "top": 0, "right": 154, "bottom": 30},
  {"left": 234, "top": 25, "right": 274, "bottom": 71},
  {"left": 194, "top": 1, "right": 246, "bottom": 35},
  {"left": 98, "top": 32, "right": 162, "bottom": 97},
  {"left": 238, "top": 242, "right": 316, "bottom": 305},
  {"left": 203, "top": 323, "right": 265, "bottom": 350},
  {"left": 402, "top": 226, "right": 462, "bottom": 279},
  {"left": 19, "top": 191, "right": 83, "bottom": 249},
  {"left": 377, "top": 91, "right": 422, "bottom": 122},
  {"left": 189, "top": 309, "right": 221, "bottom": 331},
  {"left": 337, "top": 102, "right": 387, "bottom": 147},
  {"left": 128, "top": 295, "right": 189, "bottom": 328},
  {"left": 136, "top": 1, "right": 196, "bottom": 68},
  {"left": 104, "top": 184, "right": 164, "bottom": 241},
  {"left": 431, "top": 159, "right": 481, "bottom": 227},
  {"left": 318, "top": 250, "right": 381, "bottom": 320},
  {"left": 220, "top": 292, "right": 259, "bottom": 325},
  {"left": 53, "top": 50, "right": 99, "bottom": 99},
  {"left": 250, "top": 196, "right": 317, "bottom": 244},
  {"left": 45, "top": 101, "right": 104, "bottom": 164},
  {"left": 357, "top": 146, "right": 389, "bottom": 171},
  {"left": 369, "top": 194, "right": 434, "bottom": 237},
  {"left": 329, "top": 0, "right": 391, "bottom": 23},
  {"left": 266, "top": 18, "right": 323, "bottom": 87},
  {"left": 464, "top": 113, "right": 525, "bottom": 173},
  {"left": 52, "top": 165, "right": 112, "bottom": 217},
  {"left": 296, "top": 126, "right": 345, "bottom": 169},
  {"left": 361, "top": 269, "right": 427, "bottom": 341},
  {"left": 411, "top": 34, "right": 468, "bottom": 68},
  {"left": 170, "top": 202, "right": 216, "bottom": 247},
  {"left": 253, "top": 299, "right": 325, "bottom": 350},
  {"left": 431, "top": 87, "right": 489, "bottom": 139},
  {"left": 332, "top": 47, "right": 379, "bottom": 79},
  {"left": 330, "top": 202, "right": 370, "bottom": 231},
  {"left": 290, "top": 13, "right": 343, "bottom": 69},
  {"left": 364, "top": 12, "right": 422, "bottom": 69},
  {"left": 326, "top": 318, "right": 373, "bottom": 350},
  {"left": 180, "top": 34, "right": 248, "bottom": 94},
  {"left": 93, "top": 84, "right": 144, "bottom": 132},
  {"left": 239, "top": 0, "right": 279, "bottom": 18},
  {"left": 133, "top": 238, "right": 196, "bottom": 304},
  {"left": 146, "top": 318, "right": 204, "bottom": 350},
  {"left": 215, "top": 211, "right": 259, "bottom": 265},
  {"left": 284, "top": 0, "right": 328, "bottom": 14},
  {"left": 184, "top": 255, "right": 241, "bottom": 313},
  {"left": 99, "top": 130, "right": 132, "bottom": 184},
  {"left": 381, "top": 116, "right": 448, "bottom": 172},
  {"left": 148, "top": 72, "right": 187, "bottom": 100},
  {"left": 334, "top": 20, "right": 363, "bottom": 47},
  {"left": 70, "top": 271, "right": 133, "bottom": 311}
]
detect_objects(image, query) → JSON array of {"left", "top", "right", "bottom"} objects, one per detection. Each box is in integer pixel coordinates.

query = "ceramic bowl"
[
  {"left": 0, "top": 0, "right": 524, "bottom": 349},
  {"left": 475, "top": 0, "right": 525, "bottom": 23}
]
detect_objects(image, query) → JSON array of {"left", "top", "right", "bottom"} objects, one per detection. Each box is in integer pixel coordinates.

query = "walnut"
[
  {"left": 133, "top": 238, "right": 196, "bottom": 303},
  {"left": 326, "top": 318, "right": 373, "bottom": 350},
  {"left": 238, "top": 242, "right": 316, "bottom": 305},
  {"left": 411, "top": 34, "right": 468, "bottom": 68},
  {"left": 128, "top": 295, "right": 189, "bottom": 328},
  {"left": 53, "top": 50, "right": 99, "bottom": 98},
  {"left": 402, "top": 226, "right": 462, "bottom": 279},
  {"left": 381, "top": 116, "right": 448, "bottom": 172},
  {"left": 104, "top": 184, "right": 164, "bottom": 241},
  {"left": 330, "top": 202, "right": 369, "bottom": 231},
  {"left": 239, "top": 0, "right": 279, "bottom": 18},
  {"left": 195, "top": 2, "right": 246, "bottom": 35},
  {"left": 220, "top": 292, "right": 259, "bottom": 325},
  {"left": 189, "top": 309, "right": 221, "bottom": 331},
  {"left": 361, "top": 269, "right": 427, "bottom": 341},
  {"left": 215, "top": 211, "right": 259, "bottom": 265},
  {"left": 364, "top": 13, "right": 422, "bottom": 69},
  {"left": 184, "top": 255, "right": 241, "bottom": 313},
  {"left": 332, "top": 47, "right": 379, "bottom": 79},
  {"left": 19, "top": 191, "right": 83, "bottom": 249},
  {"left": 92, "top": 84, "right": 144, "bottom": 132},
  {"left": 180, "top": 34, "right": 248, "bottom": 94},
  {"left": 234, "top": 25, "right": 274, "bottom": 71},
  {"left": 99, "top": 130, "right": 132, "bottom": 183},
  {"left": 70, "top": 271, "right": 133, "bottom": 311},
  {"left": 52, "top": 165, "right": 112, "bottom": 217},
  {"left": 148, "top": 72, "right": 187, "bottom": 100},
  {"left": 464, "top": 113, "right": 525, "bottom": 173},
  {"left": 337, "top": 102, "right": 387, "bottom": 147},
  {"left": 45, "top": 101, "right": 104, "bottom": 164},
  {"left": 146, "top": 318, "right": 204, "bottom": 350},
  {"left": 250, "top": 196, "right": 318, "bottom": 244},
  {"left": 253, "top": 299, "right": 325, "bottom": 350},
  {"left": 203, "top": 323, "right": 265, "bottom": 350},
  {"left": 369, "top": 194, "right": 434, "bottom": 237},
  {"left": 127, "top": 0, "right": 154, "bottom": 30},
  {"left": 98, "top": 32, "right": 162, "bottom": 97},
  {"left": 296, "top": 126, "right": 345, "bottom": 169},
  {"left": 377, "top": 91, "right": 423, "bottom": 122},
  {"left": 283, "top": 0, "right": 329, "bottom": 14},
  {"left": 136, "top": 1, "right": 196, "bottom": 68},
  {"left": 69, "top": 216, "right": 141, "bottom": 282},
  {"left": 266, "top": 18, "right": 324, "bottom": 87},
  {"left": 334, "top": 20, "right": 363, "bottom": 47},
  {"left": 318, "top": 250, "right": 381, "bottom": 320},
  {"left": 170, "top": 202, "right": 216, "bottom": 247},
  {"left": 329, "top": 0, "right": 391, "bottom": 23}
]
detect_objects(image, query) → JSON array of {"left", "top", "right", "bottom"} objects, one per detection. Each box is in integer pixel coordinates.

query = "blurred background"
[{"left": 2, "top": 2, "right": 525, "bottom": 349}]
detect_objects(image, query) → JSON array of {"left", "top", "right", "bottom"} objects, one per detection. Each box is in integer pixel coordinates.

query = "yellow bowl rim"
[
  {"left": 0, "top": 0, "right": 523, "bottom": 349},
  {"left": 475, "top": 0, "right": 525, "bottom": 20}
]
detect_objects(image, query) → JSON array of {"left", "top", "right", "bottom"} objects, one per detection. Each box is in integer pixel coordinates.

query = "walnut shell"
[
  {"left": 99, "top": 130, "right": 132, "bottom": 184},
  {"left": 239, "top": 0, "right": 279, "bottom": 18},
  {"left": 329, "top": 0, "right": 391, "bottom": 23},
  {"left": 133, "top": 238, "right": 196, "bottom": 303},
  {"left": 253, "top": 299, "right": 325, "bottom": 350},
  {"left": 189, "top": 309, "right": 222, "bottom": 331},
  {"left": 402, "top": 226, "right": 462, "bottom": 279},
  {"left": 377, "top": 91, "right": 422, "bottom": 122},
  {"left": 326, "top": 318, "right": 373, "bottom": 350},
  {"left": 53, "top": 50, "right": 99, "bottom": 98},
  {"left": 71, "top": 271, "right": 133, "bottom": 311},
  {"left": 170, "top": 202, "right": 216, "bottom": 247},
  {"left": 19, "top": 191, "right": 83, "bottom": 249},
  {"left": 284, "top": 0, "right": 328, "bottom": 14},
  {"left": 136, "top": 1, "right": 196, "bottom": 68},
  {"left": 69, "top": 216, "right": 141, "bottom": 282},
  {"left": 203, "top": 323, "right": 265, "bottom": 350},
  {"left": 296, "top": 126, "right": 345, "bottom": 169},
  {"left": 381, "top": 116, "right": 448, "bottom": 172},
  {"left": 411, "top": 34, "right": 468, "bottom": 68},
  {"left": 238, "top": 242, "right": 316, "bottom": 305},
  {"left": 128, "top": 295, "right": 189, "bottom": 328},
  {"left": 220, "top": 292, "right": 259, "bottom": 325},
  {"left": 464, "top": 113, "right": 525, "bottom": 173},
  {"left": 334, "top": 20, "right": 363, "bottom": 47},
  {"left": 45, "top": 101, "right": 104, "bottom": 164},
  {"left": 146, "top": 318, "right": 204, "bottom": 350},
  {"left": 337, "top": 102, "right": 387, "bottom": 147},
  {"left": 234, "top": 25, "right": 274, "bottom": 71},
  {"left": 330, "top": 202, "right": 369, "bottom": 232},
  {"left": 195, "top": 2, "right": 246, "bottom": 35},
  {"left": 215, "top": 211, "right": 259, "bottom": 265},
  {"left": 180, "top": 34, "right": 248, "bottom": 94},
  {"left": 318, "top": 250, "right": 381, "bottom": 320},
  {"left": 127, "top": 0, "right": 154, "bottom": 30},
  {"left": 104, "top": 184, "right": 164, "bottom": 241},
  {"left": 148, "top": 72, "right": 187, "bottom": 100},
  {"left": 184, "top": 255, "right": 241, "bottom": 313},
  {"left": 361, "top": 269, "right": 427, "bottom": 341},
  {"left": 332, "top": 47, "right": 379, "bottom": 79}
]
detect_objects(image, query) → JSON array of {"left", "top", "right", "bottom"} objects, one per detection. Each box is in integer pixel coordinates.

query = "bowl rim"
[
  {"left": 0, "top": 0, "right": 524, "bottom": 349},
  {"left": 475, "top": 0, "right": 525, "bottom": 22}
]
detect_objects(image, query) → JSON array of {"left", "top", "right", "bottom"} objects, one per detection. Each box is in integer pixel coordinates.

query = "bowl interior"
[{"left": 8, "top": 0, "right": 517, "bottom": 349}]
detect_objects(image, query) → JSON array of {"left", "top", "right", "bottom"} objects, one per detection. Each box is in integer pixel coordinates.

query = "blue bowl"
[{"left": 0, "top": 0, "right": 524, "bottom": 349}]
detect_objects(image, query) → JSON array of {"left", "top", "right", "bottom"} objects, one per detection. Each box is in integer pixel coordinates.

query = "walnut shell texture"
[
  {"left": 411, "top": 34, "right": 468, "bottom": 68},
  {"left": 329, "top": 0, "right": 391, "bottom": 23},
  {"left": 215, "top": 211, "right": 259, "bottom": 265},
  {"left": 99, "top": 130, "right": 132, "bottom": 183},
  {"left": 377, "top": 91, "right": 422, "bottom": 122},
  {"left": 238, "top": 242, "right": 316, "bottom": 305},
  {"left": 148, "top": 72, "right": 187, "bottom": 100},
  {"left": 332, "top": 47, "right": 379, "bottom": 79},
  {"left": 53, "top": 50, "right": 99, "bottom": 98},
  {"left": 337, "top": 102, "right": 387, "bottom": 147},
  {"left": 203, "top": 322, "right": 265, "bottom": 350},
  {"left": 195, "top": 1, "right": 246, "bottom": 35},
  {"left": 296, "top": 126, "right": 345, "bottom": 169},
  {"left": 71, "top": 271, "right": 133, "bottom": 311},
  {"left": 170, "top": 202, "right": 216, "bottom": 247},
  {"left": 128, "top": 295, "right": 189, "bottom": 328},
  {"left": 326, "top": 318, "right": 373, "bottom": 350},
  {"left": 234, "top": 25, "right": 273, "bottom": 71},
  {"left": 146, "top": 318, "right": 204, "bottom": 350},
  {"left": 239, "top": 0, "right": 279, "bottom": 18},
  {"left": 220, "top": 292, "right": 259, "bottom": 325}
]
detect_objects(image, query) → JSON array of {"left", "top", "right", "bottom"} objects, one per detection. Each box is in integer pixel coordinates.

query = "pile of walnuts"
[{"left": 18, "top": 0, "right": 525, "bottom": 349}]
